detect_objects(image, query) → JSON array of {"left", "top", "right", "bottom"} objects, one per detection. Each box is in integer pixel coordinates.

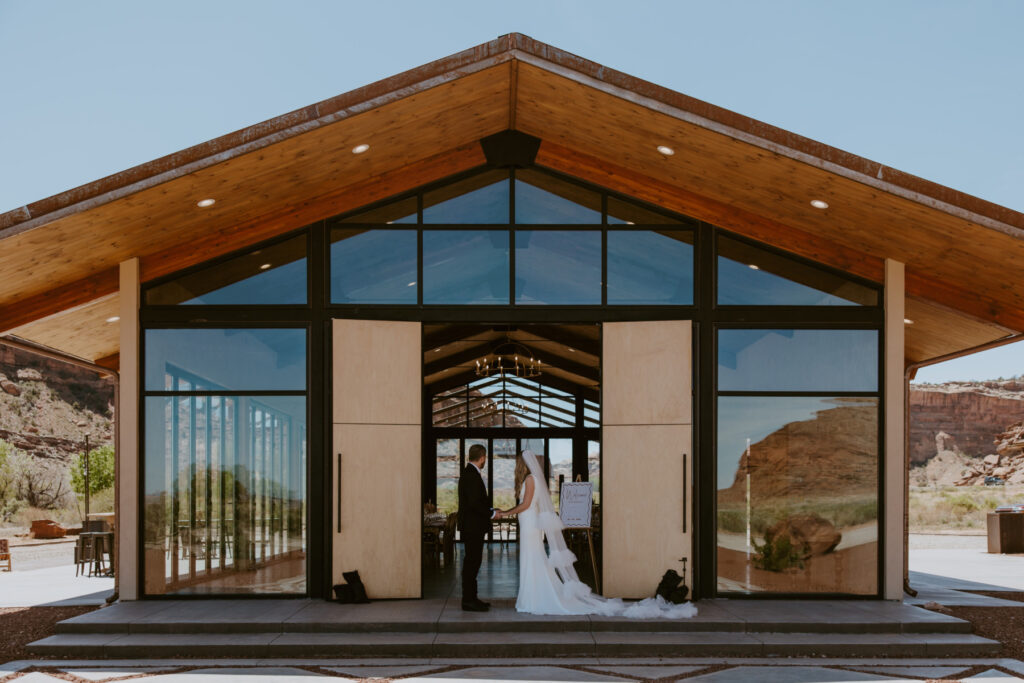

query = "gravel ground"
[
  {"left": 0, "top": 605, "right": 97, "bottom": 663},
  {"left": 929, "top": 591, "right": 1024, "bottom": 661}
]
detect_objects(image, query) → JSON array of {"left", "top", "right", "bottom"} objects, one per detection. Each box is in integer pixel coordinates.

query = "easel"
[{"left": 561, "top": 475, "right": 601, "bottom": 594}]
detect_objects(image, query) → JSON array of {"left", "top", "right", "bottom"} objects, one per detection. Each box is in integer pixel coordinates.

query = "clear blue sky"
[{"left": 2, "top": 0, "right": 1022, "bottom": 381}]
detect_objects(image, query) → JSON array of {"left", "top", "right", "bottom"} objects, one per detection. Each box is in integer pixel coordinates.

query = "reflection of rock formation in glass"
[{"left": 719, "top": 399, "right": 878, "bottom": 505}]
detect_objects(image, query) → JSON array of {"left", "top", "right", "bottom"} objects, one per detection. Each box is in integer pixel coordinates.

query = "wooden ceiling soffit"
[
  {"left": 6, "top": 295, "right": 120, "bottom": 362},
  {"left": 0, "top": 143, "right": 485, "bottom": 334},
  {"left": 511, "top": 56, "right": 1024, "bottom": 240},
  {"left": 904, "top": 296, "right": 1015, "bottom": 364},
  {"left": 535, "top": 141, "right": 886, "bottom": 284},
  {"left": 515, "top": 62, "right": 1024, "bottom": 311},
  {"left": 904, "top": 270, "right": 1024, "bottom": 333},
  {"left": 0, "top": 66, "right": 506, "bottom": 307},
  {"left": 0, "top": 37, "right": 520, "bottom": 235},
  {"left": 140, "top": 142, "right": 486, "bottom": 283},
  {"left": 0, "top": 268, "right": 119, "bottom": 335}
]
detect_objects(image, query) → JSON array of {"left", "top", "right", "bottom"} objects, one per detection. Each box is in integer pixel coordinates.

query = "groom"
[{"left": 458, "top": 444, "right": 503, "bottom": 611}]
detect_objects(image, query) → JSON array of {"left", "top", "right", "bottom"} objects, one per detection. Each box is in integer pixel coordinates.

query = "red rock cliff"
[{"left": 909, "top": 382, "right": 1024, "bottom": 465}]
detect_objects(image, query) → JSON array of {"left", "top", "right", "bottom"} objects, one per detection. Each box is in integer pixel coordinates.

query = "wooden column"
[
  {"left": 884, "top": 259, "right": 906, "bottom": 600},
  {"left": 602, "top": 321, "right": 693, "bottom": 598},
  {"left": 118, "top": 258, "right": 140, "bottom": 600}
]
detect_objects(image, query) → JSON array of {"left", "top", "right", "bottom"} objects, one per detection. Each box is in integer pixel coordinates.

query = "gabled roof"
[{"left": 2, "top": 33, "right": 1022, "bottom": 366}]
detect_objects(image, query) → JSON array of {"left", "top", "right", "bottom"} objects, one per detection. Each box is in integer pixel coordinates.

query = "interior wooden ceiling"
[
  {"left": 2, "top": 33, "right": 1022, "bottom": 366},
  {"left": 423, "top": 324, "right": 600, "bottom": 399}
]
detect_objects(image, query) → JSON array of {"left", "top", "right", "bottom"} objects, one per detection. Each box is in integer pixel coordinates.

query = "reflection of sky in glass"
[
  {"left": 330, "top": 229, "right": 417, "bottom": 303},
  {"left": 515, "top": 230, "right": 601, "bottom": 305},
  {"left": 423, "top": 180, "right": 509, "bottom": 223},
  {"left": 716, "top": 396, "right": 842, "bottom": 489},
  {"left": 718, "top": 255, "right": 856, "bottom": 306},
  {"left": 719, "top": 329, "right": 877, "bottom": 392},
  {"left": 514, "top": 181, "right": 601, "bottom": 224}
]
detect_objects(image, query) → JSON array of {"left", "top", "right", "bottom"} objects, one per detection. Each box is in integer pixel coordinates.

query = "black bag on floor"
[
  {"left": 656, "top": 569, "right": 683, "bottom": 601},
  {"left": 333, "top": 570, "right": 370, "bottom": 604}
]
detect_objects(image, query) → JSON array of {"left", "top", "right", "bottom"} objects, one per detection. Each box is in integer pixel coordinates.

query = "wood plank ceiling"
[{"left": 2, "top": 34, "right": 1022, "bottom": 366}]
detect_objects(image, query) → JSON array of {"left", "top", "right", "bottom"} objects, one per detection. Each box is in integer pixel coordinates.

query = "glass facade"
[
  {"left": 140, "top": 164, "right": 884, "bottom": 599},
  {"left": 715, "top": 329, "right": 880, "bottom": 595},
  {"left": 146, "top": 235, "right": 307, "bottom": 306},
  {"left": 142, "top": 329, "right": 307, "bottom": 595}
]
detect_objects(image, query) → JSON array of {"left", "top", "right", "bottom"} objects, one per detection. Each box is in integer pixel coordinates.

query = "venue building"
[{"left": 3, "top": 34, "right": 1023, "bottom": 604}]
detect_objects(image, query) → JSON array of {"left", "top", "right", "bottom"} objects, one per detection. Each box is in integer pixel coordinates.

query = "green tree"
[{"left": 71, "top": 445, "right": 115, "bottom": 497}]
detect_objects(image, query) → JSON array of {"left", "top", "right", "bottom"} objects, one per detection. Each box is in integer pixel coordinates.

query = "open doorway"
[{"left": 421, "top": 324, "right": 601, "bottom": 600}]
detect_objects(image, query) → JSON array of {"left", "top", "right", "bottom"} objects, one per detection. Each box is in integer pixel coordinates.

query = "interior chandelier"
[{"left": 475, "top": 338, "right": 542, "bottom": 379}]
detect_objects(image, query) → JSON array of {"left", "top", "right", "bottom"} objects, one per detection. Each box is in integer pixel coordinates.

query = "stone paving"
[{"left": 5, "top": 658, "right": 1024, "bottom": 682}]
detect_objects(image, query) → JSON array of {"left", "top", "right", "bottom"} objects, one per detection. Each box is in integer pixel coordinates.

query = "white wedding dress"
[{"left": 514, "top": 450, "right": 697, "bottom": 618}]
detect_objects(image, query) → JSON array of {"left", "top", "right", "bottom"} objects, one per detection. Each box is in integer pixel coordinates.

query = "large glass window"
[
  {"left": 514, "top": 230, "right": 601, "bottom": 305},
  {"left": 514, "top": 170, "right": 602, "bottom": 224},
  {"left": 142, "top": 328, "right": 307, "bottom": 596},
  {"left": 146, "top": 235, "right": 307, "bottom": 306},
  {"left": 423, "top": 230, "right": 510, "bottom": 304},
  {"left": 607, "top": 230, "right": 694, "bottom": 305},
  {"left": 145, "top": 329, "right": 306, "bottom": 392},
  {"left": 716, "top": 327, "right": 879, "bottom": 596},
  {"left": 330, "top": 228, "right": 417, "bottom": 304},
  {"left": 718, "top": 235, "right": 879, "bottom": 307},
  {"left": 423, "top": 171, "right": 509, "bottom": 223},
  {"left": 718, "top": 329, "right": 878, "bottom": 392}
]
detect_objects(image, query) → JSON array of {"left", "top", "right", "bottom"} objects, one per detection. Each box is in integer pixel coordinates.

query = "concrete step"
[
  {"left": 53, "top": 601, "right": 973, "bottom": 636},
  {"left": 28, "top": 630, "right": 1001, "bottom": 659}
]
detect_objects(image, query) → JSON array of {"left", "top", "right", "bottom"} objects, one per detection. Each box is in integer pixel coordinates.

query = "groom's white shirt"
[{"left": 468, "top": 461, "right": 497, "bottom": 519}]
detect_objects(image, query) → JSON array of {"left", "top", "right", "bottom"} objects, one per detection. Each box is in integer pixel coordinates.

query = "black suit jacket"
[{"left": 458, "top": 464, "right": 491, "bottom": 536}]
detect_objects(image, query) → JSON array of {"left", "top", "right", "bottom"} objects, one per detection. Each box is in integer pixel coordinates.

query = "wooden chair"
[
  {"left": 0, "top": 538, "right": 11, "bottom": 571},
  {"left": 440, "top": 512, "right": 458, "bottom": 568},
  {"left": 422, "top": 526, "right": 443, "bottom": 568}
]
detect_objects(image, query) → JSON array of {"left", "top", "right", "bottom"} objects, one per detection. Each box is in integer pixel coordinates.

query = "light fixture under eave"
[
  {"left": 259, "top": 263, "right": 272, "bottom": 270},
  {"left": 196, "top": 198, "right": 216, "bottom": 208},
  {"left": 748, "top": 264, "right": 760, "bottom": 270},
  {"left": 475, "top": 337, "right": 542, "bottom": 379},
  {"left": 656, "top": 145, "right": 675, "bottom": 156},
  {"left": 904, "top": 318, "right": 914, "bottom": 325},
  {"left": 105, "top": 316, "right": 120, "bottom": 323},
  {"left": 810, "top": 199, "right": 829, "bottom": 210},
  {"left": 352, "top": 143, "right": 370, "bottom": 154}
]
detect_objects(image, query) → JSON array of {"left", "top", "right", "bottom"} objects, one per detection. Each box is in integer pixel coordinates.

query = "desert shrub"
[
  {"left": 946, "top": 492, "right": 981, "bottom": 514},
  {"left": 752, "top": 528, "right": 804, "bottom": 572},
  {"left": 71, "top": 445, "right": 115, "bottom": 497}
]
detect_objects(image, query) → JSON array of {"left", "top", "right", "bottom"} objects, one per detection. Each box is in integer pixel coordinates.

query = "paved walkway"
[
  {"left": 4, "top": 657, "right": 1024, "bottom": 681},
  {"left": 0, "top": 563, "right": 114, "bottom": 607}
]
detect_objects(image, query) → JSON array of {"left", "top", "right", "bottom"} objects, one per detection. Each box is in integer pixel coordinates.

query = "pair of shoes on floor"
[{"left": 461, "top": 598, "right": 490, "bottom": 612}]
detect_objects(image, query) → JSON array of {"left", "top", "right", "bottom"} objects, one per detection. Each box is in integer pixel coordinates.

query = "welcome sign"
[{"left": 559, "top": 482, "right": 593, "bottom": 528}]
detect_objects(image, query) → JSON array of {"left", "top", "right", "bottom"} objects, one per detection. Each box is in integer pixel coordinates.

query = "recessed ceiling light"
[
  {"left": 810, "top": 199, "right": 829, "bottom": 210},
  {"left": 259, "top": 263, "right": 272, "bottom": 270},
  {"left": 656, "top": 145, "right": 675, "bottom": 156},
  {"left": 567, "top": 347, "right": 576, "bottom": 353},
  {"left": 434, "top": 348, "right": 442, "bottom": 353},
  {"left": 904, "top": 318, "right": 914, "bottom": 325},
  {"left": 196, "top": 198, "right": 216, "bottom": 208},
  {"left": 105, "top": 316, "right": 120, "bottom": 323},
  {"left": 748, "top": 264, "right": 760, "bottom": 270},
  {"left": 352, "top": 143, "right": 370, "bottom": 154}
]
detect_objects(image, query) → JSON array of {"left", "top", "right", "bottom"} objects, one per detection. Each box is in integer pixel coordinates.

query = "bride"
[{"left": 500, "top": 450, "right": 697, "bottom": 618}]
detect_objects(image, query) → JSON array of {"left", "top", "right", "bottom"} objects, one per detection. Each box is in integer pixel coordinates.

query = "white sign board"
[{"left": 559, "top": 482, "right": 593, "bottom": 528}]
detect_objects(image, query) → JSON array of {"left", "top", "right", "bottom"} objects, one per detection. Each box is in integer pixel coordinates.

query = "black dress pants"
[{"left": 461, "top": 531, "right": 485, "bottom": 602}]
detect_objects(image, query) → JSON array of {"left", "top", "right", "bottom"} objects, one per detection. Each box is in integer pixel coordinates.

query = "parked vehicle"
[
  {"left": 995, "top": 503, "right": 1024, "bottom": 513},
  {"left": 985, "top": 476, "right": 1006, "bottom": 486}
]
